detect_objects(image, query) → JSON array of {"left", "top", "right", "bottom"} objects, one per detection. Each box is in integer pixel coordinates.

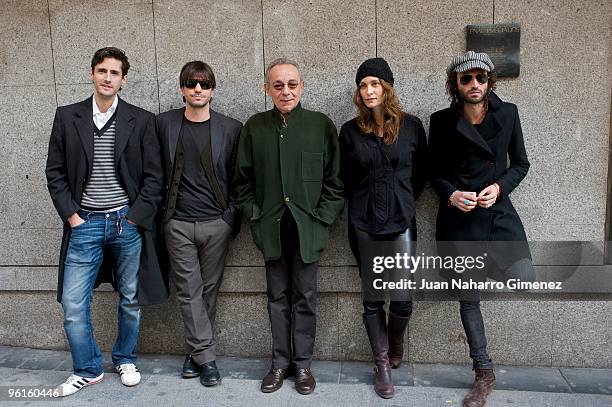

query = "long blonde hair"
[{"left": 353, "top": 79, "right": 404, "bottom": 145}]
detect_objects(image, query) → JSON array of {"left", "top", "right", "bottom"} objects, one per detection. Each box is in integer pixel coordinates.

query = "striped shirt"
[{"left": 80, "top": 116, "right": 130, "bottom": 209}]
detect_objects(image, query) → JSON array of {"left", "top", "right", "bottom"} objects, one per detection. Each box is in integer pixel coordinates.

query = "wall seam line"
[
  {"left": 47, "top": 0, "right": 59, "bottom": 107},
  {"left": 151, "top": 1, "right": 161, "bottom": 114},
  {"left": 493, "top": 0, "right": 496, "bottom": 24},
  {"left": 261, "top": 0, "right": 267, "bottom": 111},
  {"left": 375, "top": 0, "right": 378, "bottom": 56}
]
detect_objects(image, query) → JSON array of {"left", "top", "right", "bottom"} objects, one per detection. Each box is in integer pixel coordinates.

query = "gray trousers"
[
  {"left": 265, "top": 212, "right": 318, "bottom": 370},
  {"left": 164, "top": 218, "right": 232, "bottom": 365}
]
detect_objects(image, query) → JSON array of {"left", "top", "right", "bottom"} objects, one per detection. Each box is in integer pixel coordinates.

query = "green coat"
[{"left": 233, "top": 103, "right": 344, "bottom": 263}]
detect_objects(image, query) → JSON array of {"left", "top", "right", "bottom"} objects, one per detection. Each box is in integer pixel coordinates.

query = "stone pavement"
[{"left": 0, "top": 346, "right": 610, "bottom": 406}]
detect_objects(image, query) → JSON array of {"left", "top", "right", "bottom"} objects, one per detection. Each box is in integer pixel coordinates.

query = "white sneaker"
[
  {"left": 54, "top": 372, "right": 104, "bottom": 397},
  {"left": 115, "top": 363, "right": 141, "bottom": 386}
]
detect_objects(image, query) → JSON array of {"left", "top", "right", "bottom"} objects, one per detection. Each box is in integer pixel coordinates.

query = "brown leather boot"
[
  {"left": 387, "top": 311, "right": 409, "bottom": 368},
  {"left": 463, "top": 368, "right": 495, "bottom": 407},
  {"left": 363, "top": 311, "right": 394, "bottom": 399}
]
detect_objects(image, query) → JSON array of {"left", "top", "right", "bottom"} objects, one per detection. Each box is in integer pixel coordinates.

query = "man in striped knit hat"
[
  {"left": 46, "top": 47, "right": 166, "bottom": 396},
  {"left": 428, "top": 50, "right": 532, "bottom": 407}
]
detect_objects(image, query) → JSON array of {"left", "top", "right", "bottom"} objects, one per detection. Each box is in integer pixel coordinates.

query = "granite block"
[
  {"left": 408, "top": 301, "right": 470, "bottom": 365},
  {"left": 313, "top": 293, "right": 340, "bottom": 360},
  {"left": 0, "top": 228, "right": 62, "bottom": 266},
  {"left": 551, "top": 301, "right": 612, "bottom": 368},
  {"left": 154, "top": 0, "right": 264, "bottom": 122},
  {"left": 412, "top": 363, "right": 474, "bottom": 388},
  {"left": 217, "top": 355, "right": 269, "bottom": 380},
  {"left": 308, "top": 360, "right": 341, "bottom": 383},
  {"left": 214, "top": 293, "right": 270, "bottom": 358},
  {"left": 494, "top": 365, "right": 571, "bottom": 393},
  {"left": 338, "top": 293, "right": 371, "bottom": 361},
  {"left": 0, "top": 293, "right": 66, "bottom": 349},
  {"left": 14, "top": 267, "right": 59, "bottom": 291},
  {"left": 0, "top": 268, "right": 16, "bottom": 291},
  {"left": 225, "top": 225, "right": 265, "bottom": 267},
  {"left": 494, "top": 0, "right": 611, "bottom": 243},
  {"left": 377, "top": 0, "right": 492, "bottom": 125},
  {"left": 0, "top": 0, "right": 55, "bottom": 86},
  {"left": 263, "top": 0, "right": 376, "bottom": 129},
  {"left": 560, "top": 367, "right": 612, "bottom": 395},
  {"left": 49, "top": 0, "right": 157, "bottom": 85},
  {"left": 219, "top": 266, "right": 266, "bottom": 293},
  {"left": 479, "top": 300, "right": 554, "bottom": 366}
]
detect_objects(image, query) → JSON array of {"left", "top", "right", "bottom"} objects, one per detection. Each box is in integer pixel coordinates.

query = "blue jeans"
[{"left": 61, "top": 206, "right": 142, "bottom": 378}]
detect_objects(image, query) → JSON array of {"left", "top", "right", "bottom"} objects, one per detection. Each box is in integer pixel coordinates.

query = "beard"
[{"left": 460, "top": 88, "right": 487, "bottom": 105}]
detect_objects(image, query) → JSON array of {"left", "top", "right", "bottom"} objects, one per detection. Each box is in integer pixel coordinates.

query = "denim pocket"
[{"left": 71, "top": 217, "right": 88, "bottom": 229}]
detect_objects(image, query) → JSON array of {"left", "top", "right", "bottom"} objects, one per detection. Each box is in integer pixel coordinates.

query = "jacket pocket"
[{"left": 302, "top": 152, "right": 323, "bottom": 182}]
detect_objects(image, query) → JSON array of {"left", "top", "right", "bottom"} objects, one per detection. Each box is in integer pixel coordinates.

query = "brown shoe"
[
  {"left": 363, "top": 311, "right": 394, "bottom": 399},
  {"left": 387, "top": 311, "right": 410, "bottom": 369},
  {"left": 261, "top": 368, "right": 288, "bottom": 393},
  {"left": 463, "top": 368, "right": 495, "bottom": 407},
  {"left": 294, "top": 368, "right": 316, "bottom": 395}
]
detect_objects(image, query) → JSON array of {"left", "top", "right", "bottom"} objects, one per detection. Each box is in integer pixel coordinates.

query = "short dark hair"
[
  {"left": 91, "top": 47, "right": 130, "bottom": 76},
  {"left": 179, "top": 61, "right": 216, "bottom": 89}
]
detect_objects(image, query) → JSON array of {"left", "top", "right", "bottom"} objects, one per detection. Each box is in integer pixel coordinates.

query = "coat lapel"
[
  {"left": 168, "top": 108, "right": 184, "bottom": 163},
  {"left": 487, "top": 92, "right": 504, "bottom": 141},
  {"left": 209, "top": 109, "right": 223, "bottom": 166},
  {"left": 114, "top": 97, "right": 135, "bottom": 167},
  {"left": 73, "top": 97, "right": 94, "bottom": 170}
]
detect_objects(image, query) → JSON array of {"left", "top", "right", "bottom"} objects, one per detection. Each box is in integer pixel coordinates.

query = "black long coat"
[
  {"left": 428, "top": 93, "right": 531, "bottom": 268},
  {"left": 46, "top": 96, "right": 168, "bottom": 305}
]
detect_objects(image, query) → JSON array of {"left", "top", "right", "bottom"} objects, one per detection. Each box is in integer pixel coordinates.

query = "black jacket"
[
  {"left": 339, "top": 114, "right": 427, "bottom": 234},
  {"left": 46, "top": 96, "right": 168, "bottom": 305},
  {"left": 428, "top": 92, "right": 530, "bottom": 247},
  {"left": 156, "top": 108, "right": 242, "bottom": 230}
]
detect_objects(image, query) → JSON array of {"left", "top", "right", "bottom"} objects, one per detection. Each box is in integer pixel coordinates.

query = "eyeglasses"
[
  {"left": 184, "top": 79, "right": 212, "bottom": 89},
  {"left": 270, "top": 81, "right": 301, "bottom": 91},
  {"left": 459, "top": 73, "right": 489, "bottom": 85}
]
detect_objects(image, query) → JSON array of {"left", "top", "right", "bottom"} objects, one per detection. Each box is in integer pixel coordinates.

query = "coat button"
[
  {"left": 284, "top": 196, "right": 290, "bottom": 203},
  {"left": 486, "top": 161, "right": 493, "bottom": 165}
]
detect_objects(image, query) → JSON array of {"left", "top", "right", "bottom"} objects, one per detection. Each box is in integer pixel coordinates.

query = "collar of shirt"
[{"left": 92, "top": 96, "right": 119, "bottom": 130}]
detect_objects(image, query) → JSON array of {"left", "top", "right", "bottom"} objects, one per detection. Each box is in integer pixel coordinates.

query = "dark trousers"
[
  {"left": 458, "top": 294, "right": 493, "bottom": 369},
  {"left": 164, "top": 218, "right": 232, "bottom": 365},
  {"left": 265, "top": 212, "right": 318, "bottom": 369}
]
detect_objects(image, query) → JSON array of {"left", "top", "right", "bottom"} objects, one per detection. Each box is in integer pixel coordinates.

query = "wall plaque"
[{"left": 466, "top": 23, "right": 521, "bottom": 77}]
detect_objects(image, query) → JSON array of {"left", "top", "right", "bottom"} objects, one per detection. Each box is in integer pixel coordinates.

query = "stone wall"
[{"left": 0, "top": 0, "right": 610, "bottom": 367}]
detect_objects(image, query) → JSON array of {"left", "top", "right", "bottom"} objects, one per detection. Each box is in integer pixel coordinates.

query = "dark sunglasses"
[
  {"left": 459, "top": 73, "right": 489, "bottom": 85},
  {"left": 184, "top": 79, "right": 212, "bottom": 89}
]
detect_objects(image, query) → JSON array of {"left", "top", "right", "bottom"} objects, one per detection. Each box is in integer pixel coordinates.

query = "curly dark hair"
[
  {"left": 446, "top": 70, "right": 497, "bottom": 112},
  {"left": 91, "top": 47, "right": 130, "bottom": 76}
]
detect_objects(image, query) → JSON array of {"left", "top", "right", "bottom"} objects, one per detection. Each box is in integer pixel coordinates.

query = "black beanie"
[{"left": 355, "top": 57, "right": 394, "bottom": 86}]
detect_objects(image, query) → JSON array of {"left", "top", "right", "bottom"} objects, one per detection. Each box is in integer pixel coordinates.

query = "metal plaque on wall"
[{"left": 466, "top": 23, "right": 521, "bottom": 77}]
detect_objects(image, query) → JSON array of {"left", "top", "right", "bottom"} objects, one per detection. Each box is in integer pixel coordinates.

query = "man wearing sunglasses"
[
  {"left": 46, "top": 47, "right": 167, "bottom": 396},
  {"left": 428, "top": 51, "right": 532, "bottom": 407},
  {"left": 233, "top": 58, "right": 344, "bottom": 395},
  {"left": 156, "top": 61, "right": 242, "bottom": 387}
]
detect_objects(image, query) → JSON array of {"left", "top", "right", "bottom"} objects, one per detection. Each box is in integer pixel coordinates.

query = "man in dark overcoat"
[
  {"left": 46, "top": 47, "right": 166, "bottom": 396},
  {"left": 156, "top": 61, "right": 241, "bottom": 386},
  {"left": 428, "top": 51, "right": 533, "bottom": 407}
]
